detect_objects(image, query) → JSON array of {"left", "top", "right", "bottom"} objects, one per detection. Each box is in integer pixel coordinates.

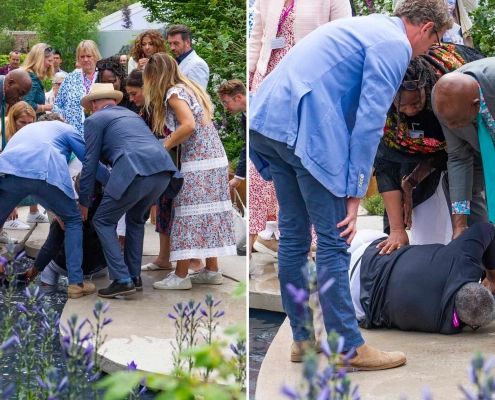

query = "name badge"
[
  {"left": 270, "top": 37, "right": 285, "bottom": 50},
  {"left": 410, "top": 123, "right": 424, "bottom": 139}
]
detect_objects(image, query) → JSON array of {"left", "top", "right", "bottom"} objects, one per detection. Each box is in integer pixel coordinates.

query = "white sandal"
[{"left": 141, "top": 263, "right": 173, "bottom": 271}]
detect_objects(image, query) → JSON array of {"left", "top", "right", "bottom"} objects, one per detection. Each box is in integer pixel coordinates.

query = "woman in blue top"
[{"left": 21, "top": 43, "right": 54, "bottom": 119}]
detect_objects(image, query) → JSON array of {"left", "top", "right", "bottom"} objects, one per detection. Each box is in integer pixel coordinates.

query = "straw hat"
[{"left": 80, "top": 83, "right": 123, "bottom": 109}]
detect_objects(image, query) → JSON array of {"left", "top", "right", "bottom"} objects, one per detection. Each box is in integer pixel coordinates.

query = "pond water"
[
  {"left": 249, "top": 309, "right": 286, "bottom": 400},
  {"left": 0, "top": 257, "right": 156, "bottom": 399}
]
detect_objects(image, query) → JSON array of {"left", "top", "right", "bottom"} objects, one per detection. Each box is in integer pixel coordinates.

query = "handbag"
[{"left": 232, "top": 189, "right": 247, "bottom": 254}]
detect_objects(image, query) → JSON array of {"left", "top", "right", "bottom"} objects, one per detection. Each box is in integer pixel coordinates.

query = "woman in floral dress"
[{"left": 143, "top": 53, "right": 236, "bottom": 290}]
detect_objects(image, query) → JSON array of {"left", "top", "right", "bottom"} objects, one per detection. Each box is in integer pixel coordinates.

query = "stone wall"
[{"left": 7, "top": 31, "right": 37, "bottom": 53}]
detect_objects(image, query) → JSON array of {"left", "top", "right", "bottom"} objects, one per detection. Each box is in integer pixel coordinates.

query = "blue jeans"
[
  {"left": 251, "top": 131, "right": 364, "bottom": 350},
  {"left": 0, "top": 175, "right": 83, "bottom": 284}
]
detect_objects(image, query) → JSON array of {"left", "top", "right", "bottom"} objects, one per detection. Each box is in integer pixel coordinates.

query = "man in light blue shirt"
[
  {"left": 250, "top": 0, "right": 452, "bottom": 370},
  {"left": 0, "top": 120, "right": 109, "bottom": 299}
]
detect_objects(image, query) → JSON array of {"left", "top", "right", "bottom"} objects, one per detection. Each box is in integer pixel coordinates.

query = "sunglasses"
[
  {"left": 44, "top": 46, "right": 53, "bottom": 56},
  {"left": 96, "top": 61, "right": 119, "bottom": 70},
  {"left": 401, "top": 72, "right": 424, "bottom": 91}
]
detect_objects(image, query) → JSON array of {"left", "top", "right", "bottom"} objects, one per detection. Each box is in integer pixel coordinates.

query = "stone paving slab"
[
  {"left": 249, "top": 215, "right": 385, "bottom": 312},
  {"left": 61, "top": 252, "right": 246, "bottom": 375},
  {"left": 256, "top": 317, "right": 495, "bottom": 400}
]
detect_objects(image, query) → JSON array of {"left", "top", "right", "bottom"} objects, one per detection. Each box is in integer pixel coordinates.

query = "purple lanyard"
[
  {"left": 453, "top": 309, "right": 460, "bottom": 327},
  {"left": 82, "top": 71, "right": 95, "bottom": 95},
  {"left": 277, "top": 1, "right": 295, "bottom": 35}
]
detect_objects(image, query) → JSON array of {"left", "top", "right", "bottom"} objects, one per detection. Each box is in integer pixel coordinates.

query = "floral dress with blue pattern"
[
  {"left": 53, "top": 70, "right": 98, "bottom": 138},
  {"left": 165, "top": 85, "right": 236, "bottom": 261}
]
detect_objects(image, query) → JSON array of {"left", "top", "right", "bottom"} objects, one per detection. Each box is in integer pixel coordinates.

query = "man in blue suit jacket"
[
  {"left": 0, "top": 120, "right": 109, "bottom": 299},
  {"left": 78, "top": 84, "right": 183, "bottom": 298},
  {"left": 250, "top": 0, "right": 452, "bottom": 370}
]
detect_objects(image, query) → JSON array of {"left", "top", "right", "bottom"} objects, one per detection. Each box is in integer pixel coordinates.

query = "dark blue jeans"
[
  {"left": 93, "top": 172, "right": 171, "bottom": 280},
  {"left": 251, "top": 131, "right": 364, "bottom": 350},
  {"left": 0, "top": 175, "right": 83, "bottom": 284}
]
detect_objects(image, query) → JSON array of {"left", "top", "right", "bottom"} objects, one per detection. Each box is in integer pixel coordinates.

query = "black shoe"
[
  {"left": 98, "top": 280, "right": 136, "bottom": 298},
  {"left": 132, "top": 276, "right": 143, "bottom": 292}
]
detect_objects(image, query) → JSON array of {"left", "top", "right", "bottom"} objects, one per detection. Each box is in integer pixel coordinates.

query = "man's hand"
[
  {"left": 337, "top": 197, "right": 360, "bottom": 245},
  {"left": 376, "top": 229, "right": 409, "bottom": 255},
  {"left": 7, "top": 207, "right": 18, "bottom": 221},
  {"left": 78, "top": 203, "right": 88, "bottom": 222},
  {"left": 482, "top": 278, "right": 495, "bottom": 295},
  {"left": 229, "top": 177, "right": 242, "bottom": 191},
  {"left": 53, "top": 216, "right": 65, "bottom": 231},
  {"left": 452, "top": 226, "right": 468, "bottom": 239}
]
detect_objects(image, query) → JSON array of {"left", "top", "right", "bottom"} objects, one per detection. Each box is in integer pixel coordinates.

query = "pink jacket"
[{"left": 249, "top": 0, "right": 352, "bottom": 76}]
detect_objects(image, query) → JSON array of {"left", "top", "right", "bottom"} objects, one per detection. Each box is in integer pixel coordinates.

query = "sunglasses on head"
[
  {"left": 96, "top": 61, "right": 120, "bottom": 70},
  {"left": 401, "top": 72, "right": 424, "bottom": 91},
  {"left": 44, "top": 46, "right": 53, "bottom": 56}
]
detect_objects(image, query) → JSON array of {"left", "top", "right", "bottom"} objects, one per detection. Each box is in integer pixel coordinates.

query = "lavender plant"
[
  {"left": 168, "top": 301, "right": 189, "bottom": 373},
  {"left": 88, "top": 298, "right": 113, "bottom": 369},
  {"left": 126, "top": 361, "right": 147, "bottom": 399}
]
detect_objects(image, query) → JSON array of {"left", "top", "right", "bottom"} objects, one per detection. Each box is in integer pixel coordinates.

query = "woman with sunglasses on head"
[
  {"left": 375, "top": 43, "right": 484, "bottom": 255},
  {"left": 128, "top": 30, "right": 168, "bottom": 74},
  {"left": 143, "top": 53, "right": 236, "bottom": 290},
  {"left": 21, "top": 43, "right": 54, "bottom": 119}
]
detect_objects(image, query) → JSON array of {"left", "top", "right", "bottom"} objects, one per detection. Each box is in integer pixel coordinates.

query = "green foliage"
[
  {"left": 362, "top": 194, "right": 385, "bottom": 216},
  {"left": 33, "top": 0, "right": 101, "bottom": 72},
  {"left": 0, "top": 31, "right": 15, "bottom": 55},
  {"left": 141, "top": 0, "right": 246, "bottom": 163},
  {"left": 353, "top": 0, "right": 393, "bottom": 16},
  {"left": 0, "top": 54, "right": 27, "bottom": 67},
  {"left": 95, "top": 0, "right": 140, "bottom": 17},
  {"left": 0, "top": 0, "right": 44, "bottom": 30},
  {"left": 470, "top": 0, "right": 495, "bottom": 56}
]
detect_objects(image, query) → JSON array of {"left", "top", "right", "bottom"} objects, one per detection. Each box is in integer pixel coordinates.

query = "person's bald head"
[
  {"left": 433, "top": 72, "right": 480, "bottom": 130},
  {"left": 3, "top": 69, "right": 32, "bottom": 106}
]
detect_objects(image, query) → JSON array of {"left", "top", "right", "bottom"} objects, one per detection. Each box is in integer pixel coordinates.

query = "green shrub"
[
  {"left": 362, "top": 194, "right": 385, "bottom": 216},
  {"left": 0, "top": 31, "right": 15, "bottom": 56}
]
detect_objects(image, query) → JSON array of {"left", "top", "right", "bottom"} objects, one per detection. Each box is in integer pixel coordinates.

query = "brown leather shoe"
[
  {"left": 336, "top": 343, "right": 406, "bottom": 371},
  {"left": 68, "top": 282, "right": 96, "bottom": 299},
  {"left": 291, "top": 339, "right": 322, "bottom": 362}
]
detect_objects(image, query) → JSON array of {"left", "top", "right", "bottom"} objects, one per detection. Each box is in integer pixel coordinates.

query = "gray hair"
[
  {"left": 52, "top": 71, "right": 67, "bottom": 84},
  {"left": 455, "top": 283, "right": 495, "bottom": 329},
  {"left": 394, "top": 0, "right": 453, "bottom": 33}
]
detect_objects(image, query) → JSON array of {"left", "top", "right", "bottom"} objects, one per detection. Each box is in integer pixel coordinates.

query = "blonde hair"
[
  {"left": 76, "top": 40, "right": 101, "bottom": 62},
  {"left": 5, "top": 101, "right": 36, "bottom": 141},
  {"left": 21, "top": 43, "right": 54, "bottom": 80},
  {"left": 143, "top": 52, "right": 213, "bottom": 135}
]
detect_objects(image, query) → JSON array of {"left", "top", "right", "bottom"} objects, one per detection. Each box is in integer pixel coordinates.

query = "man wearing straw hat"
[{"left": 78, "top": 83, "right": 183, "bottom": 298}]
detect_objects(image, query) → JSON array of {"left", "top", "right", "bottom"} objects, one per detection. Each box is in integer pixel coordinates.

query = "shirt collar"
[{"left": 176, "top": 48, "right": 194, "bottom": 65}]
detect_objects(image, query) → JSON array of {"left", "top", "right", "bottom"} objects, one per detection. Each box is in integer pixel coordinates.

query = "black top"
[
  {"left": 235, "top": 113, "right": 246, "bottom": 179},
  {"left": 359, "top": 222, "right": 495, "bottom": 334}
]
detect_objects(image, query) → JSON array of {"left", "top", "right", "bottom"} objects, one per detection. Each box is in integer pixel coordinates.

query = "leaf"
[
  {"left": 231, "top": 281, "right": 246, "bottom": 299},
  {"left": 97, "top": 371, "right": 145, "bottom": 400}
]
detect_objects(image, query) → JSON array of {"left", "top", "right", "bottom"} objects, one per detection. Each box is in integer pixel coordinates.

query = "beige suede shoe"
[
  {"left": 291, "top": 339, "right": 322, "bottom": 362},
  {"left": 336, "top": 343, "right": 406, "bottom": 371},
  {"left": 68, "top": 282, "right": 96, "bottom": 299}
]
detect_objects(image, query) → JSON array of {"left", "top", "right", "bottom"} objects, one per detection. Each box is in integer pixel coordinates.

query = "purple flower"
[
  {"left": 200, "top": 308, "right": 208, "bottom": 317},
  {"left": 320, "top": 339, "right": 331, "bottom": 358},
  {"left": 484, "top": 356, "right": 495, "bottom": 374},
  {"left": 17, "top": 304, "right": 28, "bottom": 313},
  {"left": 352, "top": 385, "right": 360, "bottom": 400},
  {"left": 126, "top": 361, "right": 138, "bottom": 371},
  {"left": 214, "top": 310, "right": 225, "bottom": 318},
  {"left": 458, "top": 385, "right": 477, "bottom": 400},
  {"left": 168, "top": 313, "right": 177, "bottom": 320},
  {"left": 319, "top": 277, "right": 335, "bottom": 295},
  {"left": 286, "top": 284, "right": 309, "bottom": 304},
  {"left": 421, "top": 386, "right": 432, "bottom": 400},
  {"left": 317, "top": 385, "right": 330, "bottom": 400},
  {"left": 15, "top": 250, "right": 26, "bottom": 260},
  {"left": 2, "top": 383, "right": 15, "bottom": 398},
  {"left": 336, "top": 336, "right": 345, "bottom": 355},
  {"left": 230, "top": 343, "right": 239, "bottom": 355},
  {"left": 0, "top": 254, "right": 7, "bottom": 267},
  {"left": 103, "top": 317, "right": 113, "bottom": 326},
  {"left": 281, "top": 385, "right": 299, "bottom": 399},
  {"left": 57, "top": 376, "right": 68, "bottom": 391},
  {"left": 343, "top": 348, "right": 356, "bottom": 363},
  {"left": 0, "top": 335, "right": 19, "bottom": 351},
  {"left": 103, "top": 302, "right": 111, "bottom": 313},
  {"left": 214, "top": 299, "right": 222, "bottom": 307},
  {"left": 468, "top": 365, "right": 477, "bottom": 384}
]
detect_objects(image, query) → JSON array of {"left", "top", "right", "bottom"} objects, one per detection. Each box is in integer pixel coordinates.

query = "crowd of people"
[
  {"left": 249, "top": 0, "right": 495, "bottom": 372},
  {"left": 0, "top": 25, "right": 246, "bottom": 298}
]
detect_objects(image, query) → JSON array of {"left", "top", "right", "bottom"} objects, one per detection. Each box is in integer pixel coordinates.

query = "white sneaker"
[
  {"left": 152, "top": 273, "right": 192, "bottom": 290},
  {"left": 26, "top": 211, "right": 49, "bottom": 223},
  {"left": 0, "top": 230, "right": 18, "bottom": 244},
  {"left": 3, "top": 218, "right": 30, "bottom": 230},
  {"left": 190, "top": 268, "right": 223, "bottom": 285}
]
